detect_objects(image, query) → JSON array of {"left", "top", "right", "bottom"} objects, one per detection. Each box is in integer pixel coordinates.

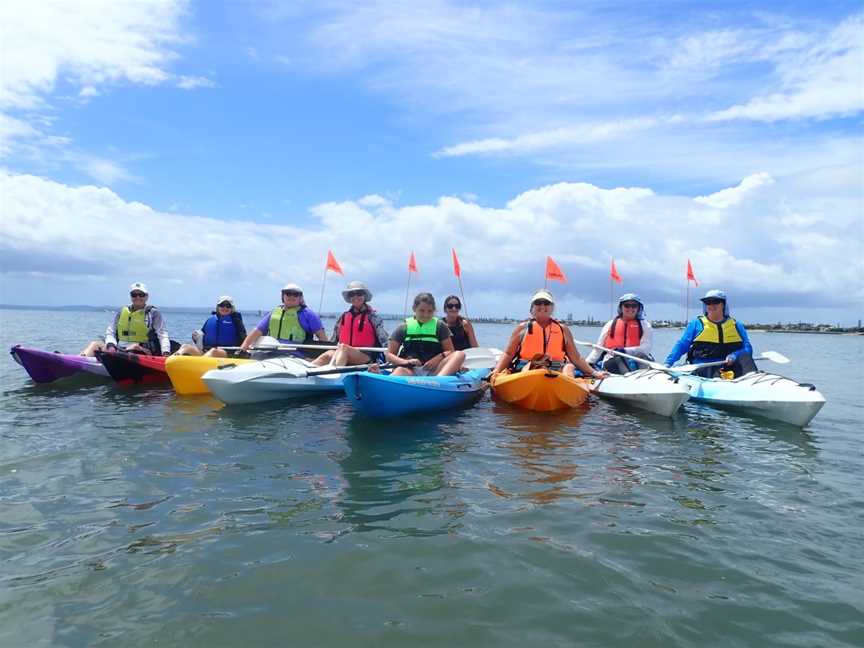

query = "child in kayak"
[
  {"left": 174, "top": 296, "right": 247, "bottom": 357},
  {"left": 490, "top": 289, "right": 605, "bottom": 380},
  {"left": 312, "top": 281, "right": 389, "bottom": 367},
  {"left": 80, "top": 282, "right": 172, "bottom": 356},
  {"left": 441, "top": 294, "right": 479, "bottom": 350},
  {"left": 386, "top": 293, "right": 465, "bottom": 376},
  {"left": 585, "top": 293, "right": 654, "bottom": 374}
]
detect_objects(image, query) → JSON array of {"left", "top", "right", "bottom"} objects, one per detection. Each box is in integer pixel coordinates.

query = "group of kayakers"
[{"left": 80, "top": 280, "right": 756, "bottom": 379}]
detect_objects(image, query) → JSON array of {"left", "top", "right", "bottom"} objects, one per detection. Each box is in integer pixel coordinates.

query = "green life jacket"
[
  {"left": 118, "top": 306, "right": 151, "bottom": 343},
  {"left": 399, "top": 317, "right": 441, "bottom": 362},
  {"left": 268, "top": 306, "right": 309, "bottom": 342}
]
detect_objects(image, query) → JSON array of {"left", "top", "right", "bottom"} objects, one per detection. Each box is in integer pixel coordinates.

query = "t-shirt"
[
  {"left": 389, "top": 319, "right": 451, "bottom": 345},
  {"left": 255, "top": 307, "right": 324, "bottom": 340}
]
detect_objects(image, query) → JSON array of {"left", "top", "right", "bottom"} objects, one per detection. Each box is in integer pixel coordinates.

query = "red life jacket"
[
  {"left": 338, "top": 308, "right": 378, "bottom": 347},
  {"left": 604, "top": 317, "right": 643, "bottom": 348}
]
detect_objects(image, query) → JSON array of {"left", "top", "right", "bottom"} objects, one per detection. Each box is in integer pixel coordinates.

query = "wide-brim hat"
[
  {"left": 341, "top": 280, "right": 373, "bottom": 303},
  {"left": 530, "top": 289, "right": 555, "bottom": 305}
]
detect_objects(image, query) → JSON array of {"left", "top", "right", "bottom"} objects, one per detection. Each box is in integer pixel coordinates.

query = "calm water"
[{"left": 1, "top": 309, "right": 862, "bottom": 647}]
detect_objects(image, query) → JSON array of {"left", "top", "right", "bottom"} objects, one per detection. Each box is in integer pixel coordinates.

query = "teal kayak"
[{"left": 343, "top": 368, "right": 489, "bottom": 417}]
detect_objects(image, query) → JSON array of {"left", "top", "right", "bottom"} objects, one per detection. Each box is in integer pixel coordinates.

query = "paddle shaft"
[{"left": 241, "top": 362, "right": 391, "bottom": 382}]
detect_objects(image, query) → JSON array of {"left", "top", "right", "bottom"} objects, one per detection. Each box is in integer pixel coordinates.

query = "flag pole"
[
  {"left": 685, "top": 279, "right": 689, "bottom": 325},
  {"left": 318, "top": 263, "right": 328, "bottom": 313},
  {"left": 403, "top": 269, "right": 411, "bottom": 318},
  {"left": 610, "top": 274, "right": 613, "bottom": 319},
  {"left": 457, "top": 274, "right": 468, "bottom": 319}
]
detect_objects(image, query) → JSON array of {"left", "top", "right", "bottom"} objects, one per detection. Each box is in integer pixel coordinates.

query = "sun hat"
[
  {"left": 341, "top": 280, "right": 373, "bottom": 303},
  {"left": 617, "top": 293, "right": 645, "bottom": 319},
  {"left": 281, "top": 283, "right": 303, "bottom": 293},
  {"left": 217, "top": 295, "right": 235, "bottom": 308},
  {"left": 700, "top": 289, "right": 727, "bottom": 303},
  {"left": 129, "top": 282, "right": 148, "bottom": 294},
  {"left": 530, "top": 289, "right": 555, "bottom": 305}
]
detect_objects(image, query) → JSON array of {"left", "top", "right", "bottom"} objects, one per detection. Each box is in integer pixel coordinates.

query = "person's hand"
[
  {"left": 724, "top": 354, "right": 735, "bottom": 366},
  {"left": 422, "top": 354, "right": 442, "bottom": 370},
  {"left": 592, "top": 370, "right": 609, "bottom": 379},
  {"left": 402, "top": 358, "right": 421, "bottom": 368},
  {"left": 106, "top": 343, "right": 117, "bottom": 352}
]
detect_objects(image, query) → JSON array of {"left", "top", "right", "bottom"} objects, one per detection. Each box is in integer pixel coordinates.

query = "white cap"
[
  {"left": 530, "top": 289, "right": 555, "bottom": 304},
  {"left": 217, "top": 295, "right": 235, "bottom": 308},
  {"left": 130, "top": 282, "right": 148, "bottom": 294},
  {"left": 281, "top": 283, "right": 303, "bottom": 293}
]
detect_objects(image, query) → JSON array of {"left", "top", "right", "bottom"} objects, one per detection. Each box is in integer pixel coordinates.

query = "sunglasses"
[
  {"left": 622, "top": 302, "right": 639, "bottom": 308},
  {"left": 217, "top": 302, "right": 233, "bottom": 308},
  {"left": 282, "top": 291, "right": 301, "bottom": 297},
  {"left": 704, "top": 299, "right": 723, "bottom": 305},
  {"left": 130, "top": 292, "right": 147, "bottom": 298},
  {"left": 347, "top": 291, "right": 366, "bottom": 298},
  {"left": 445, "top": 303, "right": 460, "bottom": 309},
  {"left": 532, "top": 300, "right": 552, "bottom": 306}
]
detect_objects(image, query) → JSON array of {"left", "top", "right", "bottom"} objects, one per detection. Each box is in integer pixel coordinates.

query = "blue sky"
[{"left": 1, "top": 1, "right": 862, "bottom": 324}]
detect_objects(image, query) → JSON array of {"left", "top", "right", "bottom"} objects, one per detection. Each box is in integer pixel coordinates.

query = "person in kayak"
[
  {"left": 664, "top": 289, "right": 757, "bottom": 378},
  {"left": 174, "top": 296, "right": 248, "bottom": 357},
  {"left": 491, "top": 289, "right": 605, "bottom": 380},
  {"left": 239, "top": 283, "right": 328, "bottom": 352},
  {"left": 441, "top": 294, "right": 479, "bottom": 350},
  {"left": 386, "top": 292, "right": 465, "bottom": 377},
  {"left": 585, "top": 293, "right": 654, "bottom": 374},
  {"left": 311, "top": 281, "right": 389, "bottom": 367},
  {"left": 80, "top": 282, "right": 172, "bottom": 356}
]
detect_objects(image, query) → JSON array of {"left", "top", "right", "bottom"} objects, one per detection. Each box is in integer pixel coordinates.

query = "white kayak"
[
  {"left": 202, "top": 356, "right": 346, "bottom": 405},
  {"left": 678, "top": 371, "right": 826, "bottom": 427},
  {"left": 590, "top": 368, "right": 691, "bottom": 417}
]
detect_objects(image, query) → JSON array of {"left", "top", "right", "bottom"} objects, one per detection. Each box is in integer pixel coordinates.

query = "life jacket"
[
  {"left": 118, "top": 306, "right": 152, "bottom": 343},
  {"left": 604, "top": 317, "right": 643, "bottom": 349},
  {"left": 446, "top": 317, "right": 471, "bottom": 351},
  {"left": 268, "top": 306, "right": 311, "bottom": 342},
  {"left": 516, "top": 319, "right": 567, "bottom": 362},
  {"left": 202, "top": 312, "right": 244, "bottom": 349},
  {"left": 688, "top": 315, "right": 743, "bottom": 362},
  {"left": 399, "top": 317, "right": 441, "bottom": 362},
  {"left": 338, "top": 308, "right": 378, "bottom": 348}
]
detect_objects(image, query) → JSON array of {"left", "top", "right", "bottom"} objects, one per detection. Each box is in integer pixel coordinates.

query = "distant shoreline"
[{"left": 2, "top": 304, "right": 861, "bottom": 335}]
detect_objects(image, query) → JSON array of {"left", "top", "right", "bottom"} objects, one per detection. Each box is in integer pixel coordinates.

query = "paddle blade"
[
  {"left": 759, "top": 351, "right": 790, "bottom": 364},
  {"left": 462, "top": 347, "right": 503, "bottom": 370}
]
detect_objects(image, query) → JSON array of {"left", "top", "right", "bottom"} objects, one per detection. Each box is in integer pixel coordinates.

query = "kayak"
[
  {"left": 678, "top": 371, "right": 826, "bottom": 427},
  {"left": 491, "top": 369, "right": 590, "bottom": 411},
  {"left": 10, "top": 345, "right": 109, "bottom": 383},
  {"left": 590, "top": 368, "right": 691, "bottom": 417},
  {"left": 165, "top": 355, "right": 255, "bottom": 395},
  {"left": 96, "top": 350, "right": 169, "bottom": 386},
  {"left": 342, "top": 368, "right": 489, "bottom": 417},
  {"left": 202, "top": 357, "right": 345, "bottom": 405}
]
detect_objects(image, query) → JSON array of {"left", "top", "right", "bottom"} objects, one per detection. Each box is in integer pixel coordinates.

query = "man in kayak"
[
  {"left": 311, "top": 281, "right": 389, "bottom": 367},
  {"left": 442, "top": 294, "right": 479, "bottom": 350},
  {"left": 386, "top": 292, "right": 465, "bottom": 376},
  {"left": 80, "top": 282, "right": 171, "bottom": 356},
  {"left": 174, "top": 296, "right": 247, "bottom": 357},
  {"left": 239, "top": 283, "right": 328, "bottom": 352},
  {"left": 490, "top": 289, "right": 605, "bottom": 380},
  {"left": 585, "top": 293, "right": 654, "bottom": 374},
  {"left": 664, "top": 289, "right": 757, "bottom": 378}
]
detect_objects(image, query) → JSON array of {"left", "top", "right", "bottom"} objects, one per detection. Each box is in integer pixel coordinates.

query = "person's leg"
[
  {"left": 435, "top": 350, "right": 465, "bottom": 376},
  {"left": 311, "top": 349, "right": 336, "bottom": 366},
  {"left": 330, "top": 345, "right": 372, "bottom": 367},
  {"left": 602, "top": 356, "right": 629, "bottom": 375},
  {"left": 390, "top": 366, "right": 416, "bottom": 377},
  {"left": 80, "top": 341, "right": 106, "bottom": 357},
  {"left": 732, "top": 353, "right": 757, "bottom": 377},
  {"left": 562, "top": 362, "right": 576, "bottom": 378},
  {"left": 693, "top": 364, "right": 721, "bottom": 378},
  {"left": 203, "top": 347, "right": 227, "bottom": 358},
  {"left": 175, "top": 344, "right": 202, "bottom": 356}
]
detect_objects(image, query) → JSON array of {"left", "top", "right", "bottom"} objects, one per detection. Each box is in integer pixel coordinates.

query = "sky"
[{"left": 1, "top": 0, "right": 862, "bottom": 325}]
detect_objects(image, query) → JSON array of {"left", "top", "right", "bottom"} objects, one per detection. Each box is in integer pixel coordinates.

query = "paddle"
[
  {"left": 234, "top": 361, "right": 393, "bottom": 383},
  {"left": 462, "top": 347, "right": 504, "bottom": 370},
  {"left": 574, "top": 340, "right": 789, "bottom": 374}
]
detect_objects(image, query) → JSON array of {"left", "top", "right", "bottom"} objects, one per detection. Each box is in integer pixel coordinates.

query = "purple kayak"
[{"left": 10, "top": 345, "right": 110, "bottom": 383}]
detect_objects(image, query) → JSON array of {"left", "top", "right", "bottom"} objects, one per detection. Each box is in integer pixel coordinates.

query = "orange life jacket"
[
  {"left": 604, "top": 317, "right": 643, "bottom": 349},
  {"left": 517, "top": 319, "right": 567, "bottom": 362}
]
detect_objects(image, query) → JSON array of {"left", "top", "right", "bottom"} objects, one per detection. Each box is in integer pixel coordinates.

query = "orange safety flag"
[
  {"left": 610, "top": 259, "right": 623, "bottom": 284},
  {"left": 325, "top": 250, "right": 344, "bottom": 275},
  {"left": 686, "top": 259, "right": 699, "bottom": 286},
  {"left": 545, "top": 256, "right": 567, "bottom": 283},
  {"left": 451, "top": 248, "right": 461, "bottom": 278},
  {"left": 408, "top": 251, "right": 418, "bottom": 273}
]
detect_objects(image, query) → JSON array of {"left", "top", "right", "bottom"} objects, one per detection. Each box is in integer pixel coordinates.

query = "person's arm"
[
  {"left": 385, "top": 338, "right": 419, "bottom": 368},
  {"left": 664, "top": 320, "right": 700, "bottom": 366},
  {"left": 564, "top": 327, "right": 604, "bottom": 378},
  {"left": 330, "top": 314, "right": 342, "bottom": 343},
  {"left": 150, "top": 309, "right": 170, "bottom": 355},
  {"left": 313, "top": 329, "right": 328, "bottom": 342},
  {"left": 463, "top": 319, "right": 479, "bottom": 348},
  {"left": 234, "top": 313, "right": 247, "bottom": 343},
  {"left": 104, "top": 311, "right": 120, "bottom": 348},
  {"left": 301, "top": 309, "right": 329, "bottom": 342},
  {"left": 240, "top": 329, "right": 263, "bottom": 351},
  {"left": 728, "top": 322, "right": 753, "bottom": 363},
  {"left": 625, "top": 320, "right": 653, "bottom": 357},
  {"left": 491, "top": 324, "right": 526, "bottom": 376},
  {"left": 371, "top": 313, "right": 389, "bottom": 347},
  {"left": 585, "top": 320, "right": 612, "bottom": 365}
]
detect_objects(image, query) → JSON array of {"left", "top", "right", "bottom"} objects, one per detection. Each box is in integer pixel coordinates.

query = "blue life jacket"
[{"left": 201, "top": 312, "right": 245, "bottom": 349}]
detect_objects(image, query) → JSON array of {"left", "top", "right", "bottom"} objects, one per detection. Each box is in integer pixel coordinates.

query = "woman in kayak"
[
  {"left": 386, "top": 293, "right": 465, "bottom": 377},
  {"left": 490, "top": 289, "right": 605, "bottom": 380},
  {"left": 441, "top": 294, "right": 479, "bottom": 350},
  {"left": 311, "top": 281, "right": 389, "bottom": 367},
  {"left": 80, "top": 282, "right": 172, "bottom": 356},
  {"left": 174, "top": 296, "right": 247, "bottom": 357},
  {"left": 585, "top": 293, "right": 654, "bottom": 374},
  {"left": 664, "top": 289, "right": 757, "bottom": 378},
  {"left": 239, "top": 283, "right": 328, "bottom": 352}
]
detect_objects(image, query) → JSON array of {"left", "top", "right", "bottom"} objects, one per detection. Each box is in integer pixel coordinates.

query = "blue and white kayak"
[
  {"left": 678, "top": 371, "right": 826, "bottom": 427},
  {"left": 590, "top": 368, "right": 691, "bottom": 417},
  {"left": 343, "top": 368, "right": 490, "bottom": 417}
]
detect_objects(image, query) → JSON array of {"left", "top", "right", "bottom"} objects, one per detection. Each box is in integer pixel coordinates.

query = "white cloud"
[
  {"left": 176, "top": 75, "right": 217, "bottom": 90},
  {"left": 695, "top": 172, "right": 775, "bottom": 209},
  {"left": 2, "top": 170, "right": 860, "bottom": 321}
]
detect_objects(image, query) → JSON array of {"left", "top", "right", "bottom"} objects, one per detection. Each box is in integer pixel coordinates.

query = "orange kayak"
[{"left": 491, "top": 369, "right": 591, "bottom": 411}]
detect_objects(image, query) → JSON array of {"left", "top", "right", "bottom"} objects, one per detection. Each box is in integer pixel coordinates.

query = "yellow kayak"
[
  {"left": 491, "top": 369, "right": 591, "bottom": 411},
  {"left": 165, "top": 356, "right": 255, "bottom": 395}
]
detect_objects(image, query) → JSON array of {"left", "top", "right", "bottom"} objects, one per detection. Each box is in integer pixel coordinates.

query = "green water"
[{"left": 1, "top": 310, "right": 862, "bottom": 647}]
